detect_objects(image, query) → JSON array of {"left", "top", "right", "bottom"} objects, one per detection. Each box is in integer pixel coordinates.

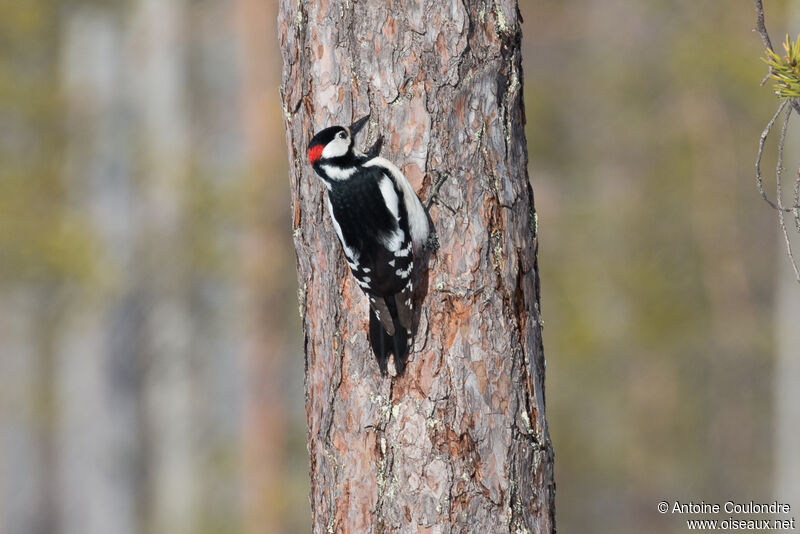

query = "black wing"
[{"left": 327, "top": 165, "right": 417, "bottom": 374}]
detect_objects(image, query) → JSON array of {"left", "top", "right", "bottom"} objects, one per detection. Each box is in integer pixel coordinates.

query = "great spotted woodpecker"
[{"left": 307, "top": 114, "right": 431, "bottom": 375}]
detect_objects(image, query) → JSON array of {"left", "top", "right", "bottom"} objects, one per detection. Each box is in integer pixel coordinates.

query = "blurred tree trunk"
[
  {"left": 279, "top": 1, "right": 554, "bottom": 531},
  {"left": 775, "top": 1, "right": 800, "bottom": 506},
  {"left": 236, "top": 0, "right": 300, "bottom": 531},
  {"left": 62, "top": 1, "right": 246, "bottom": 532},
  {"left": 62, "top": 2, "right": 199, "bottom": 533},
  {"left": 61, "top": 10, "right": 144, "bottom": 534},
  {"left": 128, "top": 2, "right": 201, "bottom": 532},
  {"left": 776, "top": 230, "right": 800, "bottom": 507}
]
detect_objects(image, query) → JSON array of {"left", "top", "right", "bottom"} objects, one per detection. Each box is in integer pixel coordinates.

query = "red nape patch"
[{"left": 308, "top": 144, "right": 324, "bottom": 164}]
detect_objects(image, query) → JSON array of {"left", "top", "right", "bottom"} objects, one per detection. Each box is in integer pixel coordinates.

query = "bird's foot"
[{"left": 424, "top": 172, "right": 453, "bottom": 212}]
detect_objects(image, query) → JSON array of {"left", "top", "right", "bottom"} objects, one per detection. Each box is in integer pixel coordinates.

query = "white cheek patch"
[{"left": 321, "top": 137, "right": 349, "bottom": 159}]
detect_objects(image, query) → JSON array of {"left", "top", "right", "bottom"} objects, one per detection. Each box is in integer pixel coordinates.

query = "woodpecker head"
[{"left": 308, "top": 115, "right": 369, "bottom": 166}]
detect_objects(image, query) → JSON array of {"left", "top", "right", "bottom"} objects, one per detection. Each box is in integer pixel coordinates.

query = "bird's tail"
[{"left": 368, "top": 295, "right": 408, "bottom": 376}]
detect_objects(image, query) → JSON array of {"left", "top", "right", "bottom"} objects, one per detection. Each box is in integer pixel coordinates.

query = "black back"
[{"left": 327, "top": 165, "right": 411, "bottom": 296}]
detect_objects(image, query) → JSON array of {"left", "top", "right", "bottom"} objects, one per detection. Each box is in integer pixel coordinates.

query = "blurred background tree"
[
  {"left": 0, "top": 0, "right": 795, "bottom": 533},
  {"left": 528, "top": 1, "right": 793, "bottom": 532},
  {"left": 765, "top": 0, "right": 800, "bottom": 520}
]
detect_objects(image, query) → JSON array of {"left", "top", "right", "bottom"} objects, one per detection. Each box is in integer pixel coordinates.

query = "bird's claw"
[{"left": 424, "top": 172, "right": 450, "bottom": 210}]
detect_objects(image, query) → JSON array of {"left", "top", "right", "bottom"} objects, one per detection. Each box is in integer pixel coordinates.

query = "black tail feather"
[
  {"left": 369, "top": 309, "right": 390, "bottom": 375},
  {"left": 368, "top": 296, "right": 408, "bottom": 376}
]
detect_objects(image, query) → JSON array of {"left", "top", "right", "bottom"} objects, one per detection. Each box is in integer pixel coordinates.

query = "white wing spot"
[
  {"left": 396, "top": 242, "right": 412, "bottom": 257},
  {"left": 396, "top": 263, "right": 413, "bottom": 278}
]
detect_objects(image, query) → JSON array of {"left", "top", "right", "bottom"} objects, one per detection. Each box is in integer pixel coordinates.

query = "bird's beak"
[{"left": 349, "top": 114, "right": 369, "bottom": 137}]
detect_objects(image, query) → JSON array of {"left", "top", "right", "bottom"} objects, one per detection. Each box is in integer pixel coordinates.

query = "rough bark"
[{"left": 279, "top": 2, "right": 554, "bottom": 532}]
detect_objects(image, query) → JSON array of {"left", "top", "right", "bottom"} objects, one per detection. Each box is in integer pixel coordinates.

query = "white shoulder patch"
[
  {"left": 365, "top": 157, "right": 430, "bottom": 247},
  {"left": 378, "top": 176, "right": 400, "bottom": 219}
]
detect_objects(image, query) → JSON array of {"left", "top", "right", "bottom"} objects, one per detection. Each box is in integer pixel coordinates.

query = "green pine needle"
[{"left": 763, "top": 34, "right": 800, "bottom": 99}]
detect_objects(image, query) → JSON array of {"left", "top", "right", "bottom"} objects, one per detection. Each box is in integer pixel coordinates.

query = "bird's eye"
[{"left": 338, "top": 131, "right": 347, "bottom": 139}]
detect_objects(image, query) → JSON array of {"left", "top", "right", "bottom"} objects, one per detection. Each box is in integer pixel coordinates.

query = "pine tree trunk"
[{"left": 278, "top": 2, "right": 555, "bottom": 531}]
